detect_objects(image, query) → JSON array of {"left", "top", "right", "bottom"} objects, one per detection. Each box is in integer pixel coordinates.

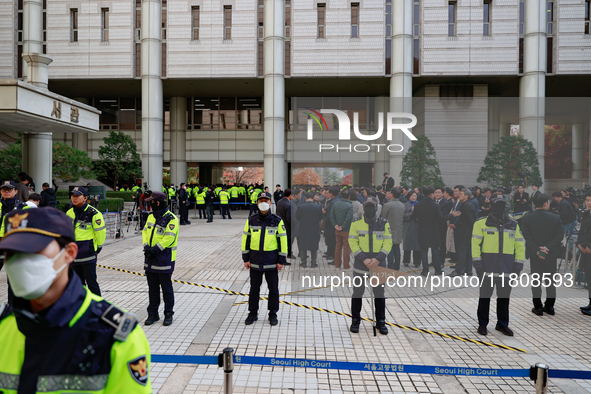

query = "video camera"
[{"left": 565, "top": 186, "right": 591, "bottom": 206}]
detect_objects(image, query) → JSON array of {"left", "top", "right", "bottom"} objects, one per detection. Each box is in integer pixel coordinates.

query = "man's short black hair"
[
  {"left": 340, "top": 189, "right": 350, "bottom": 199},
  {"left": 434, "top": 187, "right": 443, "bottom": 193},
  {"left": 423, "top": 186, "right": 435, "bottom": 196},
  {"left": 284, "top": 188, "right": 291, "bottom": 197},
  {"left": 391, "top": 188, "right": 401, "bottom": 198},
  {"left": 42, "top": 182, "right": 50, "bottom": 188},
  {"left": 329, "top": 186, "right": 340, "bottom": 197},
  {"left": 444, "top": 187, "right": 453, "bottom": 196},
  {"left": 276, "top": 184, "right": 281, "bottom": 187},
  {"left": 483, "top": 188, "right": 491, "bottom": 193},
  {"left": 28, "top": 193, "right": 41, "bottom": 202},
  {"left": 552, "top": 191, "right": 562, "bottom": 198},
  {"left": 454, "top": 185, "right": 465, "bottom": 191},
  {"left": 383, "top": 172, "right": 389, "bottom": 176},
  {"left": 550, "top": 200, "right": 558, "bottom": 209},
  {"left": 533, "top": 193, "right": 549, "bottom": 208},
  {"left": 305, "top": 191, "right": 315, "bottom": 199},
  {"left": 376, "top": 185, "right": 382, "bottom": 191},
  {"left": 585, "top": 192, "right": 591, "bottom": 200}
]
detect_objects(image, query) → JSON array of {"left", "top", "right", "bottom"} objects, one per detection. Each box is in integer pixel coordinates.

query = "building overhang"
[{"left": 0, "top": 79, "right": 100, "bottom": 134}]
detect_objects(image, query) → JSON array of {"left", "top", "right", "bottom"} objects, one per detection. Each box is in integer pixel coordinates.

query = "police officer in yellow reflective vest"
[
  {"left": 66, "top": 186, "right": 106, "bottom": 296},
  {"left": 142, "top": 191, "right": 179, "bottom": 326},
  {"left": 195, "top": 187, "right": 206, "bottom": 219},
  {"left": 0, "top": 207, "right": 152, "bottom": 393},
  {"left": 242, "top": 192, "right": 288, "bottom": 326},
  {"left": 348, "top": 196, "right": 392, "bottom": 335},
  {"left": 219, "top": 187, "right": 232, "bottom": 219},
  {"left": 472, "top": 192, "right": 525, "bottom": 337}
]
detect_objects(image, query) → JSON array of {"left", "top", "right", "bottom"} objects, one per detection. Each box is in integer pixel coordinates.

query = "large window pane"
[{"left": 193, "top": 98, "right": 219, "bottom": 130}]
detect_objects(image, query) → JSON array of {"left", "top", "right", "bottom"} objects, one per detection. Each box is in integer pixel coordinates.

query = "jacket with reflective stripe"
[
  {"left": 219, "top": 191, "right": 230, "bottom": 204},
  {"left": 168, "top": 187, "right": 176, "bottom": 198},
  {"left": 348, "top": 216, "right": 392, "bottom": 272},
  {"left": 0, "top": 275, "right": 151, "bottom": 394},
  {"left": 472, "top": 215, "right": 525, "bottom": 274},
  {"left": 142, "top": 209, "right": 179, "bottom": 274},
  {"left": 0, "top": 199, "right": 26, "bottom": 238},
  {"left": 241, "top": 212, "right": 288, "bottom": 270},
  {"left": 250, "top": 189, "right": 261, "bottom": 204},
  {"left": 196, "top": 191, "right": 206, "bottom": 204},
  {"left": 229, "top": 187, "right": 239, "bottom": 198},
  {"left": 66, "top": 204, "right": 107, "bottom": 265}
]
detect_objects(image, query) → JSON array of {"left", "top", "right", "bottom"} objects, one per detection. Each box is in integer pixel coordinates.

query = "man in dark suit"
[
  {"left": 513, "top": 185, "right": 530, "bottom": 214},
  {"left": 520, "top": 193, "right": 564, "bottom": 316},
  {"left": 530, "top": 184, "right": 540, "bottom": 211},
  {"left": 450, "top": 188, "right": 477, "bottom": 276},
  {"left": 411, "top": 186, "right": 444, "bottom": 276},
  {"left": 578, "top": 193, "right": 591, "bottom": 315},
  {"left": 296, "top": 192, "right": 324, "bottom": 267},
  {"left": 382, "top": 172, "right": 395, "bottom": 192},
  {"left": 276, "top": 188, "right": 293, "bottom": 260},
  {"left": 435, "top": 187, "right": 451, "bottom": 268}
]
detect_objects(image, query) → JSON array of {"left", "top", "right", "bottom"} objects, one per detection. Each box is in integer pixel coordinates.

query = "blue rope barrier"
[{"left": 150, "top": 354, "right": 591, "bottom": 380}]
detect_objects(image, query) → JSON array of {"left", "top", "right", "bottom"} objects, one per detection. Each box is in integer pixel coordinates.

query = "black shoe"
[
  {"left": 245, "top": 313, "right": 258, "bottom": 325},
  {"left": 580, "top": 304, "right": 591, "bottom": 311},
  {"left": 163, "top": 313, "right": 173, "bottom": 326},
  {"left": 542, "top": 306, "right": 555, "bottom": 315},
  {"left": 403, "top": 263, "right": 410, "bottom": 267},
  {"left": 531, "top": 307, "right": 544, "bottom": 316},
  {"left": 420, "top": 271, "right": 429, "bottom": 277},
  {"left": 376, "top": 320, "right": 388, "bottom": 335},
  {"left": 429, "top": 262, "right": 434, "bottom": 267},
  {"left": 180, "top": 222, "right": 187, "bottom": 226},
  {"left": 287, "top": 254, "right": 295, "bottom": 259},
  {"left": 434, "top": 271, "right": 443, "bottom": 275},
  {"left": 477, "top": 325, "right": 487, "bottom": 336},
  {"left": 300, "top": 262, "right": 307, "bottom": 268},
  {"left": 583, "top": 309, "right": 591, "bottom": 316},
  {"left": 269, "top": 314, "right": 279, "bottom": 326},
  {"left": 310, "top": 262, "right": 318, "bottom": 268},
  {"left": 186, "top": 221, "right": 191, "bottom": 225},
  {"left": 145, "top": 315, "right": 160, "bottom": 326},
  {"left": 495, "top": 323, "right": 514, "bottom": 336},
  {"left": 413, "top": 263, "right": 420, "bottom": 267},
  {"left": 350, "top": 318, "right": 361, "bottom": 333},
  {"left": 449, "top": 271, "right": 462, "bottom": 278},
  {"left": 464, "top": 271, "right": 474, "bottom": 276}
]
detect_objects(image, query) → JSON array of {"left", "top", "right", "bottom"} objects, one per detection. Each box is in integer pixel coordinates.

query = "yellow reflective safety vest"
[
  {"left": 0, "top": 199, "right": 27, "bottom": 238},
  {"left": 196, "top": 190, "right": 206, "bottom": 205},
  {"left": 230, "top": 187, "right": 239, "bottom": 198},
  {"left": 168, "top": 187, "right": 176, "bottom": 198},
  {"left": 472, "top": 215, "right": 526, "bottom": 274},
  {"left": 0, "top": 280, "right": 152, "bottom": 394},
  {"left": 219, "top": 191, "right": 230, "bottom": 204},
  {"left": 348, "top": 216, "right": 392, "bottom": 272},
  {"left": 142, "top": 209, "right": 179, "bottom": 273},
  {"left": 250, "top": 189, "right": 261, "bottom": 204},
  {"left": 66, "top": 203, "right": 107, "bottom": 265},
  {"left": 241, "top": 212, "right": 288, "bottom": 271}
]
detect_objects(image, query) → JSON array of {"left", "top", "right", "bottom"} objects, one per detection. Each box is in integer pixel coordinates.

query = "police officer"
[
  {"left": 348, "top": 196, "right": 392, "bottom": 335},
  {"left": 219, "top": 186, "right": 232, "bottom": 219},
  {"left": 472, "top": 192, "right": 525, "bottom": 337},
  {"left": 249, "top": 187, "right": 261, "bottom": 216},
  {"left": 142, "top": 191, "right": 179, "bottom": 326},
  {"left": 196, "top": 186, "right": 206, "bottom": 219},
  {"left": 229, "top": 184, "right": 239, "bottom": 211},
  {"left": 241, "top": 191, "right": 288, "bottom": 326},
  {"left": 205, "top": 186, "right": 215, "bottom": 223},
  {"left": 66, "top": 186, "right": 106, "bottom": 296},
  {"left": 0, "top": 207, "right": 152, "bottom": 393}
]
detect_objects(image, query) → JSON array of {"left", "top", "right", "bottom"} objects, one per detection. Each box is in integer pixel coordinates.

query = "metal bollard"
[
  {"left": 222, "top": 347, "right": 234, "bottom": 394},
  {"left": 530, "top": 363, "right": 549, "bottom": 394}
]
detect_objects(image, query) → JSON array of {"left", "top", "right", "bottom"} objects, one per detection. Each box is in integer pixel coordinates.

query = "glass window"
[
  {"left": 96, "top": 99, "right": 119, "bottom": 126},
  {"left": 71, "top": 9, "right": 78, "bottom": 42},
  {"left": 448, "top": 2, "right": 456, "bottom": 37},
  {"left": 193, "top": 98, "right": 219, "bottom": 130},
  {"left": 585, "top": 0, "right": 590, "bottom": 35},
  {"left": 224, "top": 6, "right": 232, "bottom": 40},
  {"left": 219, "top": 98, "right": 236, "bottom": 130},
  {"left": 483, "top": 1, "right": 490, "bottom": 36},
  {"left": 318, "top": 4, "right": 326, "bottom": 38},
  {"left": 351, "top": 3, "right": 359, "bottom": 38},
  {"left": 238, "top": 98, "right": 263, "bottom": 130},
  {"left": 102, "top": 8, "right": 109, "bottom": 42},
  {"left": 192, "top": 6, "right": 200, "bottom": 40}
]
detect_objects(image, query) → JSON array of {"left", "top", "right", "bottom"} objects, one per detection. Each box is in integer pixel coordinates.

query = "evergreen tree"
[
  {"left": 0, "top": 142, "right": 23, "bottom": 183},
  {"left": 93, "top": 131, "right": 142, "bottom": 189},
  {"left": 400, "top": 135, "right": 444, "bottom": 189},
  {"left": 477, "top": 135, "right": 542, "bottom": 188},
  {"left": 53, "top": 142, "right": 94, "bottom": 182}
]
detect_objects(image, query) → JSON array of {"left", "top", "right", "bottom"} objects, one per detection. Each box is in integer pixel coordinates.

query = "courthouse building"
[{"left": 0, "top": 0, "right": 590, "bottom": 190}]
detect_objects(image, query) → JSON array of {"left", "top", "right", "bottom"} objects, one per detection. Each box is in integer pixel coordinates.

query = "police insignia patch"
[
  {"left": 127, "top": 356, "right": 148, "bottom": 385},
  {"left": 96, "top": 219, "right": 102, "bottom": 225},
  {"left": 169, "top": 224, "right": 175, "bottom": 230}
]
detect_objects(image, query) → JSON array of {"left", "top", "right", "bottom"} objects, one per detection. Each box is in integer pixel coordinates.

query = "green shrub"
[
  {"left": 56, "top": 190, "right": 69, "bottom": 198},
  {"left": 55, "top": 198, "right": 124, "bottom": 213},
  {"left": 106, "top": 191, "right": 136, "bottom": 202}
]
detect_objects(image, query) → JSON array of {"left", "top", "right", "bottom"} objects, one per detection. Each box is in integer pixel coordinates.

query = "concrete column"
[
  {"left": 23, "top": 133, "right": 52, "bottom": 192},
  {"left": 500, "top": 123, "right": 511, "bottom": 139},
  {"left": 373, "top": 96, "right": 389, "bottom": 186},
  {"left": 170, "top": 97, "right": 187, "bottom": 186},
  {"left": 72, "top": 98, "right": 90, "bottom": 152},
  {"left": 240, "top": 110, "right": 248, "bottom": 129},
  {"left": 487, "top": 96, "right": 500, "bottom": 151},
  {"left": 519, "top": 0, "right": 546, "bottom": 185},
  {"left": 263, "top": 0, "right": 286, "bottom": 189},
  {"left": 389, "top": 0, "right": 413, "bottom": 182},
  {"left": 572, "top": 124, "right": 587, "bottom": 179},
  {"left": 141, "top": 0, "right": 163, "bottom": 192},
  {"left": 22, "top": 0, "right": 43, "bottom": 81}
]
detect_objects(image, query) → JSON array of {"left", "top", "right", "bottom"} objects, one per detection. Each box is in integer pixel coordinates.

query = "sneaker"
[
  {"left": 477, "top": 325, "right": 487, "bottom": 336},
  {"left": 495, "top": 323, "right": 514, "bottom": 336},
  {"left": 269, "top": 314, "right": 279, "bottom": 326},
  {"left": 376, "top": 320, "right": 388, "bottom": 335},
  {"left": 163, "top": 312, "right": 173, "bottom": 326},
  {"left": 245, "top": 313, "right": 258, "bottom": 325},
  {"left": 145, "top": 315, "right": 160, "bottom": 326},
  {"left": 350, "top": 318, "right": 361, "bottom": 333}
]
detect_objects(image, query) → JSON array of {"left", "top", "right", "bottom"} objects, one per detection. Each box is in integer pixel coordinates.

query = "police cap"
[
  {"left": 363, "top": 196, "right": 379, "bottom": 206},
  {"left": 257, "top": 191, "right": 272, "bottom": 201},
  {"left": 491, "top": 193, "right": 506, "bottom": 204},
  {"left": 145, "top": 191, "right": 167, "bottom": 202},
  {"left": 0, "top": 207, "right": 76, "bottom": 253},
  {"left": 0, "top": 180, "right": 17, "bottom": 190},
  {"left": 70, "top": 186, "right": 88, "bottom": 196}
]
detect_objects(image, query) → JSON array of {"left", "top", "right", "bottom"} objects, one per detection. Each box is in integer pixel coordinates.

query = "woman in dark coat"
[
  {"left": 402, "top": 191, "right": 421, "bottom": 267},
  {"left": 295, "top": 193, "right": 324, "bottom": 267}
]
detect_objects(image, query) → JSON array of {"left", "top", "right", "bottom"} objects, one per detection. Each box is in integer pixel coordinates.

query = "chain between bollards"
[{"left": 530, "top": 363, "right": 549, "bottom": 394}]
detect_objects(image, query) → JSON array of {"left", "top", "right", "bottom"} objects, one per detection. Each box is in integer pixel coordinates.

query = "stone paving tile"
[{"left": 1, "top": 210, "right": 591, "bottom": 393}]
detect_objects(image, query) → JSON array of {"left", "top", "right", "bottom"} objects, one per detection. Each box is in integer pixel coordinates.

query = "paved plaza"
[{"left": 2, "top": 210, "right": 591, "bottom": 393}]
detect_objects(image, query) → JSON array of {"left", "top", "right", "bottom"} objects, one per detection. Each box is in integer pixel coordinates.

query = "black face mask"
[
  {"left": 364, "top": 204, "right": 377, "bottom": 218},
  {"left": 491, "top": 203, "right": 505, "bottom": 217},
  {"left": 151, "top": 201, "right": 161, "bottom": 212}
]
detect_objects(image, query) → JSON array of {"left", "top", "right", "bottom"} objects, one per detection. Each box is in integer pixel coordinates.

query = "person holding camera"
[
  {"left": 577, "top": 192, "right": 591, "bottom": 315},
  {"left": 142, "top": 191, "right": 179, "bottom": 326},
  {"left": 520, "top": 193, "right": 564, "bottom": 316}
]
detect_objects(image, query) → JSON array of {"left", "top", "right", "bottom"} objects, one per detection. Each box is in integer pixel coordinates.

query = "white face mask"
[
  {"left": 4, "top": 248, "right": 67, "bottom": 300},
  {"left": 258, "top": 202, "right": 270, "bottom": 212}
]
